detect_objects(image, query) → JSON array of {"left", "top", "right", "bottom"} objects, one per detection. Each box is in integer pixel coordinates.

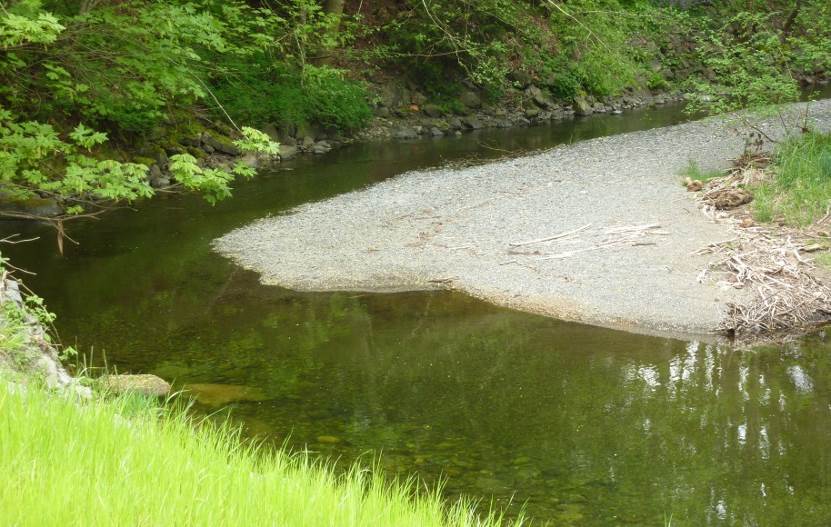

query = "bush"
[
  {"left": 212, "top": 59, "right": 371, "bottom": 133},
  {"left": 303, "top": 65, "right": 373, "bottom": 132}
]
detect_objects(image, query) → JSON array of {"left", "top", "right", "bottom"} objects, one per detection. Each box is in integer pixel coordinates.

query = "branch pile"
[{"left": 691, "top": 159, "right": 831, "bottom": 338}]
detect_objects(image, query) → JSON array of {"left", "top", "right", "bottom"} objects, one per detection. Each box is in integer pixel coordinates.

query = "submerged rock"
[
  {"left": 183, "top": 383, "right": 268, "bottom": 407},
  {"left": 104, "top": 374, "right": 171, "bottom": 397}
]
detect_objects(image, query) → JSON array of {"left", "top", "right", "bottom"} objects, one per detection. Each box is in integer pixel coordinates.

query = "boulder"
[
  {"left": 392, "top": 127, "right": 419, "bottom": 140},
  {"left": 526, "top": 85, "right": 554, "bottom": 109},
  {"left": 278, "top": 144, "right": 298, "bottom": 161},
  {"left": 201, "top": 132, "right": 240, "bottom": 156},
  {"left": 3, "top": 198, "right": 62, "bottom": 218},
  {"left": 311, "top": 141, "right": 332, "bottom": 155},
  {"left": 459, "top": 90, "right": 482, "bottom": 109},
  {"left": 460, "top": 116, "right": 483, "bottom": 130},
  {"left": 103, "top": 374, "right": 171, "bottom": 397},
  {"left": 573, "top": 96, "right": 593, "bottom": 116},
  {"left": 509, "top": 70, "right": 533, "bottom": 88},
  {"left": 422, "top": 104, "right": 443, "bottom": 118}
]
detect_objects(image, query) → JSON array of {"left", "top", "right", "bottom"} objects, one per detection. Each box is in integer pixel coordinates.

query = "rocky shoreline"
[{"left": 281, "top": 88, "right": 685, "bottom": 159}]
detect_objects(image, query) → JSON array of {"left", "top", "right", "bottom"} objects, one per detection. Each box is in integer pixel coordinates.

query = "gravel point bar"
[{"left": 215, "top": 100, "right": 831, "bottom": 339}]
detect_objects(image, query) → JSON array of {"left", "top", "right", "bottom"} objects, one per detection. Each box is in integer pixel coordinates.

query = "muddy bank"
[{"left": 215, "top": 101, "right": 831, "bottom": 339}]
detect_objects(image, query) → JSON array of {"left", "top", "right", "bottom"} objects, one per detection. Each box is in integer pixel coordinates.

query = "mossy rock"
[
  {"left": 201, "top": 132, "right": 240, "bottom": 156},
  {"left": 103, "top": 374, "right": 171, "bottom": 397},
  {"left": 185, "top": 146, "right": 208, "bottom": 159}
]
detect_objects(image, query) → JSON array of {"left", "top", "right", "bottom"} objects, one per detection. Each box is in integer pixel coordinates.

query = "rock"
[
  {"left": 278, "top": 144, "right": 298, "bottom": 161},
  {"left": 201, "top": 143, "right": 215, "bottom": 154},
  {"left": 311, "top": 141, "right": 332, "bottom": 155},
  {"left": 422, "top": 104, "right": 443, "bottom": 118},
  {"left": 201, "top": 132, "right": 240, "bottom": 156},
  {"left": 460, "top": 116, "right": 483, "bottom": 130},
  {"left": 509, "top": 70, "right": 533, "bottom": 88},
  {"left": 525, "top": 107, "right": 541, "bottom": 118},
  {"left": 375, "top": 83, "right": 406, "bottom": 109},
  {"left": 301, "top": 135, "right": 316, "bottom": 149},
  {"left": 2, "top": 198, "right": 62, "bottom": 217},
  {"left": 448, "top": 117, "right": 463, "bottom": 131},
  {"left": 180, "top": 136, "right": 201, "bottom": 149},
  {"left": 430, "top": 127, "right": 444, "bottom": 137},
  {"left": 261, "top": 123, "right": 280, "bottom": 142},
  {"left": 411, "top": 91, "right": 428, "bottom": 105},
  {"left": 238, "top": 153, "right": 259, "bottom": 169},
  {"left": 515, "top": 117, "right": 531, "bottom": 127},
  {"left": 459, "top": 90, "right": 482, "bottom": 109},
  {"left": 375, "top": 106, "right": 391, "bottom": 118},
  {"left": 148, "top": 164, "right": 170, "bottom": 188},
  {"left": 104, "top": 374, "right": 171, "bottom": 397},
  {"left": 573, "top": 96, "right": 593, "bottom": 116},
  {"left": 527, "top": 85, "right": 554, "bottom": 109},
  {"left": 183, "top": 383, "right": 268, "bottom": 407},
  {"left": 317, "top": 435, "right": 341, "bottom": 444},
  {"left": 393, "top": 127, "right": 419, "bottom": 140}
]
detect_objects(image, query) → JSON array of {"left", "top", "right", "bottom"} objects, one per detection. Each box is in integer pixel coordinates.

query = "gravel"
[{"left": 215, "top": 100, "right": 831, "bottom": 339}]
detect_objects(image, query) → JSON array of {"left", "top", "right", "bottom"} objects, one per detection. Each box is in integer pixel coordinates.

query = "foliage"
[
  {"left": 0, "top": 379, "right": 523, "bottom": 527},
  {"left": 302, "top": 65, "right": 373, "bottom": 131},
  {"left": 0, "top": 2, "right": 279, "bottom": 238},
  {"left": 212, "top": 59, "right": 371, "bottom": 132},
  {"left": 685, "top": 12, "right": 800, "bottom": 114},
  {"left": 752, "top": 132, "right": 831, "bottom": 225}
]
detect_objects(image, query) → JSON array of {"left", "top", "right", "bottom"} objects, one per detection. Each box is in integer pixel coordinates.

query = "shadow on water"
[{"left": 3, "top": 101, "right": 831, "bottom": 525}]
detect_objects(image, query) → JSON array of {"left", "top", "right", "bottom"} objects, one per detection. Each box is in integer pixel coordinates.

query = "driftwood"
[
  {"left": 691, "top": 159, "right": 831, "bottom": 337},
  {"left": 696, "top": 230, "right": 831, "bottom": 336},
  {"left": 509, "top": 223, "right": 592, "bottom": 247}
]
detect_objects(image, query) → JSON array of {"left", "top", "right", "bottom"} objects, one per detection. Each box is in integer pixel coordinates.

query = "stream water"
[{"left": 4, "top": 103, "right": 831, "bottom": 526}]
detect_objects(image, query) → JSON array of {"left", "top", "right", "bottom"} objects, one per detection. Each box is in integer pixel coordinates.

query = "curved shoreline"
[{"left": 215, "top": 100, "right": 831, "bottom": 339}]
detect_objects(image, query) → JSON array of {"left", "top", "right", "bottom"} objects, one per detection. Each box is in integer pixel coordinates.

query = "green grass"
[
  {"left": 752, "top": 132, "right": 831, "bottom": 225},
  {"left": 680, "top": 161, "right": 724, "bottom": 184},
  {"left": 814, "top": 251, "right": 831, "bottom": 270},
  {"left": 0, "top": 382, "right": 520, "bottom": 527}
]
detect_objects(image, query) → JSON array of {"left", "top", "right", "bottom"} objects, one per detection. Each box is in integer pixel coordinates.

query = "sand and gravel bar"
[{"left": 215, "top": 100, "right": 831, "bottom": 339}]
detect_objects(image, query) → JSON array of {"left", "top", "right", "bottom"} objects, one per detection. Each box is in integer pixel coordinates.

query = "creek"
[{"left": 4, "top": 103, "right": 831, "bottom": 525}]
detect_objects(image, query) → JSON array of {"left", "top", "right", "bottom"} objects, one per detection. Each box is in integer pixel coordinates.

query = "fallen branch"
[{"left": 509, "top": 223, "right": 592, "bottom": 247}]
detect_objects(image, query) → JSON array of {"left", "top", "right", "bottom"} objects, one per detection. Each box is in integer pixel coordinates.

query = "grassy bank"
[
  {"left": 753, "top": 131, "right": 831, "bottom": 225},
  {"left": 0, "top": 382, "right": 519, "bottom": 526}
]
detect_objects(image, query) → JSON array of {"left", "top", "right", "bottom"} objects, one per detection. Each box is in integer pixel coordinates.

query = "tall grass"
[
  {"left": 753, "top": 132, "right": 831, "bottom": 225},
  {"left": 0, "top": 383, "right": 519, "bottom": 527}
]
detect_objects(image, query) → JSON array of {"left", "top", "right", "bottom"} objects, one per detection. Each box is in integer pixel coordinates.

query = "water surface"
[{"left": 4, "top": 103, "right": 831, "bottom": 525}]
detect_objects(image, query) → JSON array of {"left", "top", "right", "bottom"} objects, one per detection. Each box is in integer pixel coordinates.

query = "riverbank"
[{"left": 215, "top": 100, "right": 831, "bottom": 340}]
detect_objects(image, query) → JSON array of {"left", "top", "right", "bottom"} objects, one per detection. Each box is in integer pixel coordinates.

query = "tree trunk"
[{"left": 324, "top": 0, "right": 345, "bottom": 35}]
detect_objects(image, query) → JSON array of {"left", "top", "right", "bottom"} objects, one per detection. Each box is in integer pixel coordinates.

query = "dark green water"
[{"left": 4, "top": 104, "right": 831, "bottom": 526}]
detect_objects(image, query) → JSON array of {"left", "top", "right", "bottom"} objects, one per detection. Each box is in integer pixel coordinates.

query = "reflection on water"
[{"left": 2, "top": 103, "right": 831, "bottom": 525}]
